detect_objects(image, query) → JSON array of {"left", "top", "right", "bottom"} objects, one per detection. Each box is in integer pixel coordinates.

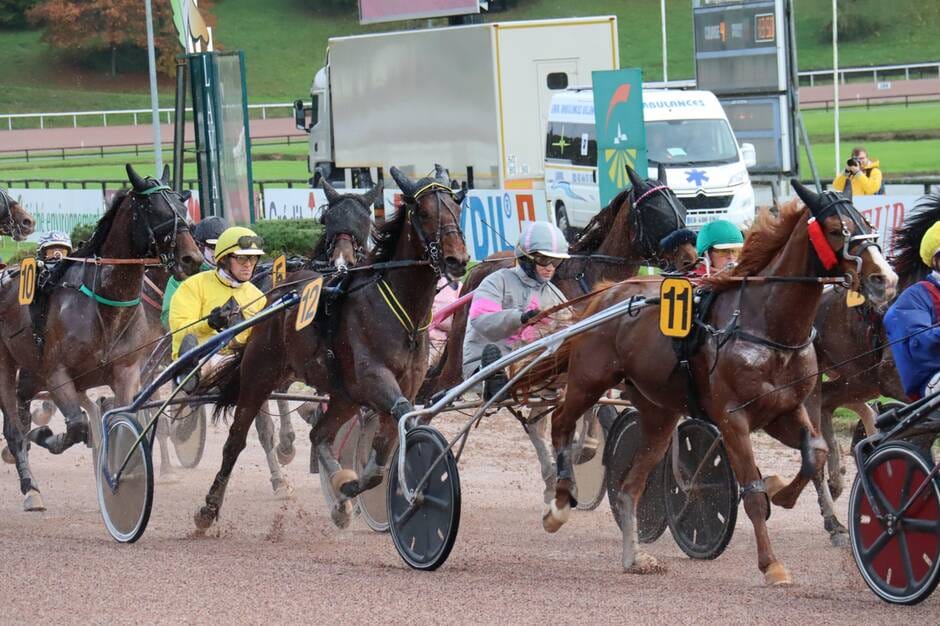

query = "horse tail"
[{"left": 198, "top": 350, "right": 244, "bottom": 423}]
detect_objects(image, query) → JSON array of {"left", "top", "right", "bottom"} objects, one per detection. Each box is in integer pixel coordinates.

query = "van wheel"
[{"left": 555, "top": 203, "right": 576, "bottom": 242}]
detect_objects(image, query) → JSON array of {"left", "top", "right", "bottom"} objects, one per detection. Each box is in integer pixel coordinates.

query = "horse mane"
[
  {"left": 568, "top": 187, "right": 631, "bottom": 254},
  {"left": 72, "top": 190, "right": 128, "bottom": 258},
  {"left": 368, "top": 200, "right": 408, "bottom": 262},
  {"left": 892, "top": 193, "right": 940, "bottom": 286},
  {"left": 702, "top": 198, "right": 805, "bottom": 292}
]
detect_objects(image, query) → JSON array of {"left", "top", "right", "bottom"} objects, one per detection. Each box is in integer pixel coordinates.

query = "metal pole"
[
  {"left": 144, "top": 0, "right": 163, "bottom": 176},
  {"left": 832, "top": 0, "right": 840, "bottom": 178},
  {"left": 660, "top": 0, "right": 668, "bottom": 83},
  {"left": 173, "top": 59, "right": 187, "bottom": 193}
]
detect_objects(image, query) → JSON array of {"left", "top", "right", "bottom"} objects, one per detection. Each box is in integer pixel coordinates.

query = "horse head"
[
  {"left": 319, "top": 179, "right": 378, "bottom": 271},
  {"left": 625, "top": 164, "right": 688, "bottom": 262},
  {"left": 791, "top": 179, "right": 898, "bottom": 309},
  {"left": 390, "top": 165, "right": 468, "bottom": 280},
  {"left": 126, "top": 164, "right": 203, "bottom": 280},
  {"left": 0, "top": 188, "right": 36, "bottom": 241}
]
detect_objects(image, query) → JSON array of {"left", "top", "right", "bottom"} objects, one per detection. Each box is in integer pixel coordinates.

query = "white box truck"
[
  {"left": 294, "top": 17, "right": 619, "bottom": 190},
  {"left": 544, "top": 87, "right": 757, "bottom": 234}
]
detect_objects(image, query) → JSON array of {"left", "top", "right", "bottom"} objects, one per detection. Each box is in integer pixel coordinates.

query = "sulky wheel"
[
  {"left": 664, "top": 419, "right": 738, "bottom": 560},
  {"left": 387, "top": 425, "right": 460, "bottom": 571},
  {"left": 355, "top": 411, "right": 393, "bottom": 533},
  {"left": 849, "top": 441, "right": 940, "bottom": 605},
  {"left": 96, "top": 412, "right": 154, "bottom": 544},
  {"left": 171, "top": 402, "right": 207, "bottom": 469},
  {"left": 573, "top": 406, "right": 609, "bottom": 511},
  {"left": 604, "top": 408, "right": 668, "bottom": 543}
]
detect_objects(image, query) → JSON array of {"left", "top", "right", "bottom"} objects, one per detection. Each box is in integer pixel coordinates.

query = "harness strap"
[
  {"left": 377, "top": 279, "right": 432, "bottom": 335},
  {"left": 64, "top": 256, "right": 163, "bottom": 266},
  {"left": 143, "top": 274, "right": 165, "bottom": 298},
  {"left": 77, "top": 284, "right": 142, "bottom": 308},
  {"left": 734, "top": 327, "right": 817, "bottom": 352}
]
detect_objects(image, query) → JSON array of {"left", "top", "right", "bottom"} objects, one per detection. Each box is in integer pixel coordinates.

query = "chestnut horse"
[
  {"left": 520, "top": 181, "right": 897, "bottom": 585},
  {"left": 0, "top": 165, "right": 201, "bottom": 511},
  {"left": 0, "top": 186, "right": 36, "bottom": 242},
  {"left": 194, "top": 166, "right": 468, "bottom": 530}
]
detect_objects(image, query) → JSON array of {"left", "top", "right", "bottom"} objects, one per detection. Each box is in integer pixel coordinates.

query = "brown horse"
[
  {"left": 520, "top": 181, "right": 897, "bottom": 585},
  {"left": 0, "top": 187, "right": 36, "bottom": 242},
  {"left": 194, "top": 166, "right": 468, "bottom": 530},
  {"left": 0, "top": 165, "right": 201, "bottom": 511}
]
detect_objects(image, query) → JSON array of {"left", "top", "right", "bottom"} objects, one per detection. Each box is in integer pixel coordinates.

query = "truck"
[{"left": 294, "top": 16, "right": 619, "bottom": 191}]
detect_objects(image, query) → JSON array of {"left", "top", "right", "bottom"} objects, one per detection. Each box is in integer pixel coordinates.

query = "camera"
[{"left": 846, "top": 157, "right": 860, "bottom": 168}]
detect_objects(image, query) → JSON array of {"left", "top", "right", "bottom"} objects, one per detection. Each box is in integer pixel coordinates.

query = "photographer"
[{"left": 833, "top": 146, "right": 884, "bottom": 196}]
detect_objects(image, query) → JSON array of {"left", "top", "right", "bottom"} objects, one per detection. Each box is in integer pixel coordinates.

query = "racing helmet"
[
  {"left": 516, "top": 221, "right": 570, "bottom": 260},
  {"left": 919, "top": 221, "right": 940, "bottom": 267},
  {"left": 695, "top": 220, "right": 744, "bottom": 257},
  {"left": 37, "top": 231, "right": 73, "bottom": 255},
  {"left": 193, "top": 216, "right": 229, "bottom": 247},
  {"left": 214, "top": 226, "right": 265, "bottom": 263}
]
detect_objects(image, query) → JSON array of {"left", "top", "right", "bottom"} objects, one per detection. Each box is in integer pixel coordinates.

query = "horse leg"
[
  {"left": 30, "top": 370, "right": 88, "bottom": 454},
  {"left": 348, "top": 410, "right": 388, "bottom": 496},
  {"left": 525, "top": 412, "right": 557, "bottom": 505},
  {"left": 256, "top": 406, "right": 292, "bottom": 498},
  {"left": 818, "top": 404, "right": 845, "bottom": 500},
  {"left": 310, "top": 396, "right": 360, "bottom": 528},
  {"left": 845, "top": 400, "right": 877, "bottom": 436},
  {"left": 761, "top": 406, "right": 829, "bottom": 510},
  {"left": 1, "top": 360, "right": 43, "bottom": 510},
  {"left": 811, "top": 467, "right": 849, "bottom": 547},
  {"left": 275, "top": 398, "right": 296, "bottom": 465}
]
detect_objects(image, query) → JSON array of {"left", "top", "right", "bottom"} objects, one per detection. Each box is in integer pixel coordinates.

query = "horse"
[
  {"left": 0, "top": 164, "right": 201, "bottom": 511},
  {"left": 517, "top": 181, "right": 897, "bottom": 585},
  {"left": 193, "top": 165, "right": 468, "bottom": 530},
  {"left": 0, "top": 187, "right": 36, "bottom": 242}
]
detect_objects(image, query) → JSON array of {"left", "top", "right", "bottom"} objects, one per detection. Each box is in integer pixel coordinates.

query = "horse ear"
[
  {"left": 626, "top": 164, "right": 645, "bottom": 191},
  {"left": 126, "top": 163, "right": 147, "bottom": 191},
  {"left": 790, "top": 179, "right": 821, "bottom": 215},
  {"left": 841, "top": 180, "right": 853, "bottom": 202},
  {"left": 433, "top": 163, "right": 448, "bottom": 181},
  {"left": 389, "top": 167, "right": 416, "bottom": 197},
  {"left": 657, "top": 162, "right": 667, "bottom": 185},
  {"left": 320, "top": 178, "right": 340, "bottom": 203},
  {"left": 362, "top": 181, "right": 383, "bottom": 207},
  {"left": 160, "top": 164, "right": 170, "bottom": 186},
  {"left": 455, "top": 188, "right": 467, "bottom": 205}
]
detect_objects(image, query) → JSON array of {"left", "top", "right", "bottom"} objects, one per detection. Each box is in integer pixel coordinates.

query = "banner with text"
[{"left": 592, "top": 68, "right": 647, "bottom": 208}]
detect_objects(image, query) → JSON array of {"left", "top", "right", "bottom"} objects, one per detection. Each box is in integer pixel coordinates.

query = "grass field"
[{"left": 0, "top": 0, "right": 936, "bottom": 114}]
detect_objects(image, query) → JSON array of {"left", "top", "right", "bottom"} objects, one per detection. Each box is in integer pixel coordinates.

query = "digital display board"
[
  {"left": 359, "top": 0, "right": 480, "bottom": 25},
  {"left": 720, "top": 95, "right": 795, "bottom": 174}
]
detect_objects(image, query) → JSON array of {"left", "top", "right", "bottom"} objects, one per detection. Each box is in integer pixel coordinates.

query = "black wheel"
[
  {"left": 573, "top": 407, "right": 607, "bottom": 511},
  {"left": 355, "top": 411, "right": 392, "bottom": 532},
  {"left": 96, "top": 412, "right": 154, "bottom": 543},
  {"left": 171, "top": 402, "right": 207, "bottom": 469},
  {"left": 664, "top": 419, "right": 738, "bottom": 560},
  {"left": 604, "top": 408, "right": 668, "bottom": 543},
  {"left": 387, "top": 426, "right": 460, "bottom": 571},
  {"left": 849, "top": 441, "right": 940, "bottom": 605}
]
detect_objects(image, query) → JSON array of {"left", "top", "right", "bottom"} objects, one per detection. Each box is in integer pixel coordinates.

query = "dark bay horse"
[
  {"left": 0, "top": 187, "right": 36, "bottom": 242},
  {"left": 520, "top": 182, "right": 896, "bottom": 585},
  {"left": 194, "top": 166, "right": 468, "bottom": 530},
  {"left": 0, "top": 165, "right": 201, "bottom": 511}
]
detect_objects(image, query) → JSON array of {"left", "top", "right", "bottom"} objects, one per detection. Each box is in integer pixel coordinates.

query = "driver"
[
  {"left": 694, "top": 219, "right": 744, "bottom": 276},
  {"left": 463, "top": 221, "right": 569, "bottom": 399},
  {"left": 168, "top": 226, "right": 266, "bottom": 361},
  {"left": 884, "top": 221, "right": 940, "bottom": 400},
  {"left": 161, "top": 215, "right": 228, "bottom": 328}
]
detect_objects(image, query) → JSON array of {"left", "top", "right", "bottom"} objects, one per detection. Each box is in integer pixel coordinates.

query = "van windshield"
[{"left": 645, "top": 119, "right": 739, "bottom": 167}]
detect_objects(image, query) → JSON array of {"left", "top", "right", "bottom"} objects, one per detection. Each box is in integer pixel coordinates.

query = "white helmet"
[
  {"left": 516, "top": 221, "right": 570, "bottom": 260},
  {"left": 37, "top": 231, "right": 73, "bottom": 254}
]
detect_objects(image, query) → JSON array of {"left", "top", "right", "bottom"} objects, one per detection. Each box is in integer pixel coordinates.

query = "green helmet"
[{"left": 696, "top": 220, "right": 744, "bottom": 256}]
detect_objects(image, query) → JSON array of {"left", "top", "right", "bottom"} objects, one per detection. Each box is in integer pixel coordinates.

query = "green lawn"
[
  {"left": 802, "top": 102, "right": 940, "bottom": 142},
  {"left": 800, "top": 139, "right": 940, "bottom": 178}
]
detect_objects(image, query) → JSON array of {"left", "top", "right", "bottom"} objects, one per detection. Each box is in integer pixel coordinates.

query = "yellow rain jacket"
[
  {"left": 169, "top": 270, "right": 266, "bottom": 359},
  {"left": 832, "top": 160, "right": 883, "bottom": 196}
]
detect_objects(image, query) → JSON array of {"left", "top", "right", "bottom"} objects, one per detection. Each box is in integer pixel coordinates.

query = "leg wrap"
[
  {"left": 740, "top": 479, "right": 771, "bottom": 521},
  {"left": 390, "top": 397, "right": 413, "bottom": 423}
]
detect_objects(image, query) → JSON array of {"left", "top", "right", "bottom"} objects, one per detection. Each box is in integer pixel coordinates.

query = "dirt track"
[{"left": 1, "top": 407, "right": 936, "bottom": 624}]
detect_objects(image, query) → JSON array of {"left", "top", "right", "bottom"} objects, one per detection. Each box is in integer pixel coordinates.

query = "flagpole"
[{"left": 144, "top": 0, "right": 163, "bottom": 176}]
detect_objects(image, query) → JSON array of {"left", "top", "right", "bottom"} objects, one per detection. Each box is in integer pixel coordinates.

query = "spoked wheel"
[
  {"left": 96, "top": 412, "right": 154, "bottom": 543},
  {"left": 572, "top": 406, "right": 609, "bottom": 511},
  {"left": 170, "top": 402, "right": 207, "bottom": 469},
  {"left": 664, "top": 419, "right": 738, "bottom": 560},
  {"left": 849, "top": 441, "right": 940, "bottom": 605},
  {"left": 604, "top": 408, "right": 668, "bottom": 543},
  {"left": 387, "top": 426, "right": 460, "bottom": 571},
  {"left": 355, "top": 411, "right": 393, "bottom": 533}
]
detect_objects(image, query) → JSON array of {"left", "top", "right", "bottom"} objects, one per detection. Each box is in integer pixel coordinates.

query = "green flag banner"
[{"left": 591, "top": 68, "right": 647, "bottom": 208}]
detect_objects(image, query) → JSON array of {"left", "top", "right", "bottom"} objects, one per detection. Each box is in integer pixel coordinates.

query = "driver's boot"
[{"left": 482, "top": 344, "right": 508, "bottom": 402}]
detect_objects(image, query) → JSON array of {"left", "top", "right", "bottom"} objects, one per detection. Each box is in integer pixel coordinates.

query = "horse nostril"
[{"left": 22, "top": 218, "right": 33, "bottom": 228}]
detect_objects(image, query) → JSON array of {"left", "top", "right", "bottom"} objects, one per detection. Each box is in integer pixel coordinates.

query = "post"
[
  {"left": 660, "top": 0, "right": 668, "bottom": 83},
  {"left": 173, "top": 59, "right": 187, "bottom": 193},
  {"left": 144, "top": 0, "right": 163, "bottom": 176},
  {"left": 832, "top": 0, "right": 840, "bottom": 178}
]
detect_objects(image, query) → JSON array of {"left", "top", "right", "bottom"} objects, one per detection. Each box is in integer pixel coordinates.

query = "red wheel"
[{"left": 849, "top": 442, "right": 940, "bottom": 605}]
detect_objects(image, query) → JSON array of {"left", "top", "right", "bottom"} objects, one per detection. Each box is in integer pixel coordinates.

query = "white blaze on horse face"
[
  {"left": 333, "top": 251, "right": 350, "bottom": 271},
  {"left": 863, "top": 245, "right": 898, "bottom": 303}
]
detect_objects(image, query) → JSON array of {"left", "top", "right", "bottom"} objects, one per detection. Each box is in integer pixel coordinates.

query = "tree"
[
  {"left": 28, "top": 0, "right": 214, "bottom": 77},
  {"left": 0, "top": 0, "right": 41, "bottom": 28}
]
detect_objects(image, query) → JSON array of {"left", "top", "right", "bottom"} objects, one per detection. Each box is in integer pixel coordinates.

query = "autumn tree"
[
  {"left": 0, "top": 0, "right": 41, "bottom": 28},
  {"left": 28, "top": 0, "right": 215, "bottom": 77}
]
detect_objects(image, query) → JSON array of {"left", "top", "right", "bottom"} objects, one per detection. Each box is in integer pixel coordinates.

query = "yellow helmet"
[
  {"left": 920, "top": 221, "right": 940, "bottom": 267},
  {"left": 214, "top": 226, "right": 265, "bottom": 262}
]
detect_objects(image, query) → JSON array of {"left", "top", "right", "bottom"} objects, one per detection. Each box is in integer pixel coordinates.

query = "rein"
[{"left": 64, "top": 256, "right": 164, "bottom": 266}]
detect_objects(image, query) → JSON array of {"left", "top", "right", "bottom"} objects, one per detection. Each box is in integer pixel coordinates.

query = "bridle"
[
  {"left": 129, "top": 181, "right": 194, "bottom": 270},
  {"left": 0, "top": 188, "right": 20, "bottom": 238},
  {"left": 629, "top": 181, "right": 687, "bottom": 262},
  {"left": 404, "top": 182, "right": 465, "bottom": 278},
  {"left": 809, "top": 191, "right": 880, "bottom": 279}
]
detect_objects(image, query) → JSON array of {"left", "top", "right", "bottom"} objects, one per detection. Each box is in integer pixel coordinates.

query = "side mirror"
[
  {"left": 740, "top": 143, "right": 757, "bottom": 169},
  {"left": 293, "top": 99, "right": 309, "bottom": 132}
]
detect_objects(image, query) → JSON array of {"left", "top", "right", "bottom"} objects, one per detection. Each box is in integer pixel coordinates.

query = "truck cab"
[{"left": 544, "top": 88, "right": 757, "bottom": 236}]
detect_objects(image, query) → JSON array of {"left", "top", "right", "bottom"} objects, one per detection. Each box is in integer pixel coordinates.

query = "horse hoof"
[
  {"left": 541, "top": 500, "right": 570, "bottom": 534},
  {"left": 23, "top": 489, "right": 46, "bottom": 512},
  {"left": 763, "top": 475, "right": 786, "bottom": 500},
  {"left": 575, "top": 438, "right": 599, "bottom": 464},
  {"left": 830, "top": 531, "right": 849, "bottom": 548},
  {"left": 1, "top": 445, "right": 13, "bottom": 464},
  {"left": 193, "top": 506, "right": 216, "bottom": 530},
  {"left": 32, "top": 402, "right": 55, "bottom": 427},
  {"left": 276, "top": 444, "right": 296, "bottom": 466},
  {"left": 330, "top": 500, "right": 353, "bottom": 529},
  {"left": 763, "top": 562, "right": 793, "bottom": 586},
  {"left": 624, "top": 551, "right": 667, "bottom": 575},
  {"left": 827, "top": 478, "right": 844, "bottom": 501},
  {"left": 272, "top": 479, "right": 294, "bottom": 500},
  {"left": 331, "top": 469, "right": 359, "bottom": 496}
]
